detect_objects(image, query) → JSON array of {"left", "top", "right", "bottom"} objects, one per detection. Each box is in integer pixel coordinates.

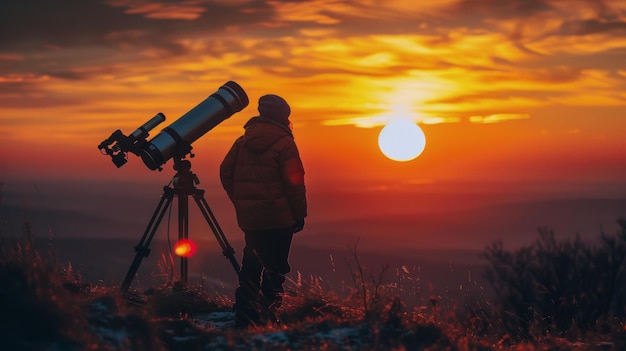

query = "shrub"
[
  {"left": 0, "top": 222, "right": 95, "bottom": 350},
  {"left": 0, "top": 222, "right": 163, "bottom": 351},
  {"left": 482, "top": 218, "right": 626, "bottom": 340}
]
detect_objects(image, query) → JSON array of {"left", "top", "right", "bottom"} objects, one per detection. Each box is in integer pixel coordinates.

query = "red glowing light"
[{"left": 174, "top": 239, "right": 198, "bottom": 258}]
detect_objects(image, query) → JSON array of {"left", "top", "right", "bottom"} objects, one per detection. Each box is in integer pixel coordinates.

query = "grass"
[{"left": 1, "top": 220, "right": 626, "bottom": 350}]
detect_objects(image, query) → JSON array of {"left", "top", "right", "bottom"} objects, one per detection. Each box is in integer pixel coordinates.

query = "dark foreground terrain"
[{"left": 2, "top": 222, "right": 626, "bottom": 350}]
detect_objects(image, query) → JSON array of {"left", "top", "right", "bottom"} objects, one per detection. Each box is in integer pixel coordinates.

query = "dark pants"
[{"left": 235, "top": 227, "right": 293, "bottom": 327}]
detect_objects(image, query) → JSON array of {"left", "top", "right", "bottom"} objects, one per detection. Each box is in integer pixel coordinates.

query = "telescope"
[
  {"left": 98, "top": 81, "right": 248, "bottom": 294},
  {"left": 98, "top": 81, "right": 249, "bottom": 170}
]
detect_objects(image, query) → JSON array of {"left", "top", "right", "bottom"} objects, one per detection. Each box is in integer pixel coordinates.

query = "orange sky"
[{"left": 1, "top": 0, "right": 625, "bottom": 249}]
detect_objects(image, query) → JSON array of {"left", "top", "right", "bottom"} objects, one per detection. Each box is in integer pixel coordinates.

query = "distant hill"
[
  {"left": 3, "top": 195, "right": 625, "bottom": 256},
  {"left": 305, "top": 197, "right": 626, "bottom": 250}
]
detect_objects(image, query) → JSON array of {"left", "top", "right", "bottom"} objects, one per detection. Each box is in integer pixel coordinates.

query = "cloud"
[
  {"left": 322, "top": 116, "right": 391, "bottom": 128},
  {"left": 0, "top": 54, "right": 25, "bottom": 62},
  {"left": 108, "top": 1, "right": 208, "bottom": 20},
  {"left": 322, "top": 115, "right": 461, "bottom": 128},
  {"left": 1, "top": 1, "right": 132, "bottom": 49},
  {"left": 452, "top": 0, "right": 554, "bottom": 19},
  {"left": 267, "top": 0, "right": 454, "bottom": 25},
  {"left": 468, "top": 113, "right": 530, "bottom": 124},
  {"left": 557, "top": 19, "right": 626, "bottom": 36},
  {"left": 0, "top": 0, "right": 263, "bottom": 55},
  {"left": 1, "top": 0, "right": 626, "bottom": 140},
  {"left": 0, "top": 74, "right": 83, "bottom": 109},
  {"left": 0, "top": 73, "right": 49, "bottom": 84},
  {"left": 422, "top": 117, "right": 462, "bottom": 125}
]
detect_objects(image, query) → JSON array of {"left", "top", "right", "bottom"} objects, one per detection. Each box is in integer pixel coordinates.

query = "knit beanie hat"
[{"left": 258, "top": 94, "right": 291, "bottom": 126}]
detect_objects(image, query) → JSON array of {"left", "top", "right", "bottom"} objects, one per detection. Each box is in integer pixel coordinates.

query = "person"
[{"left": 220, "top": 94, "right": 307, "bottom": 329}]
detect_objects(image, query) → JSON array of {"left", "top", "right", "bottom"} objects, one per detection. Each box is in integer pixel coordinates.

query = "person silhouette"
[{"left": 220, "top": 94, "right": 307, "bottom": 328}]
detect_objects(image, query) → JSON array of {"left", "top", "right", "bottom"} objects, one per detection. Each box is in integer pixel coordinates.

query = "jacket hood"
[{"left": 242, "top": 117, "right": 293, "bottom": 153}]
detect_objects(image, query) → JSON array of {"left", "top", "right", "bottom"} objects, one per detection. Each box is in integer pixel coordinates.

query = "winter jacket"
[{"left": 220, "top": 117, "right": 307, "bottom": 231}]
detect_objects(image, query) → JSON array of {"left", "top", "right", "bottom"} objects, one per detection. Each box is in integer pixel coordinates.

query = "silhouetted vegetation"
[
  {"left": 2, "top": 217, "right": 626, "bottom": 350},
  {"left": 0, "top": 226, "right": 474, "bottom": 350},
  {"left": 0, "top": 222, "right": 163, "bottom": 351},
  {"left": 482, "top": 219, "right": 626, "bottom": 341}
]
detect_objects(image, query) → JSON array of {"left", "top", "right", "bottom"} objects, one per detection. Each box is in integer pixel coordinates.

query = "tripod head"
[{"left": 172, "top": 157, "right": 200, "bottom": 192}]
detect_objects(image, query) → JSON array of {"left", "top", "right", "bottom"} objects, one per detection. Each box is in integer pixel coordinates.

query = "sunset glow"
[{"left": 1, "top": 0, "right": 625, "bottom": 251}]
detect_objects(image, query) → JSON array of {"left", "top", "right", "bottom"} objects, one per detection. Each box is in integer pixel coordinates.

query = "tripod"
[{"left": 120, "top": 158, "right": 240, "bottom": 295}]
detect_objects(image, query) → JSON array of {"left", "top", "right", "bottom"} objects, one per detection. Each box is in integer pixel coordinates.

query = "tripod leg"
[
  {"left": 178, "top": 194, "right": 189, "bottom": 284},
  {"left": 193, "top": 191, "right": 241, "bottom": 274},
  {"left": 120, "top": 188, "right": 175, "bottom": 294}
]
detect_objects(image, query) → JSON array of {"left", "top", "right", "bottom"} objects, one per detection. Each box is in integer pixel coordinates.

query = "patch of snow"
[
  {"left": 204, "top": 335, "right": 231, "bottom": 351},
  {"left": 91, "top": 325, "right": 131, "bottom": 348},
  {"left": 312, "top": 327, "right": 362, "bottom": 347},
  {"left": 251, "top": 331, "right": 290, "bottom": 345},
  {"left": 173, "top": 335, "right": 199, "bottom": 342},
  {"left": 193, "top": 311, "right": 236, "bottom": 329}
]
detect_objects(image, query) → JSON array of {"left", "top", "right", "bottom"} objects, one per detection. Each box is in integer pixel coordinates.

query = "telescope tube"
[{"left": 140, "top": 81, "right": 249, "bottom": 170}]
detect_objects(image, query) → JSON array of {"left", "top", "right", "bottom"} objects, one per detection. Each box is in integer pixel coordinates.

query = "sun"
[{"left": 378, "top": 119, "right": 426, "bottom": 162}]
